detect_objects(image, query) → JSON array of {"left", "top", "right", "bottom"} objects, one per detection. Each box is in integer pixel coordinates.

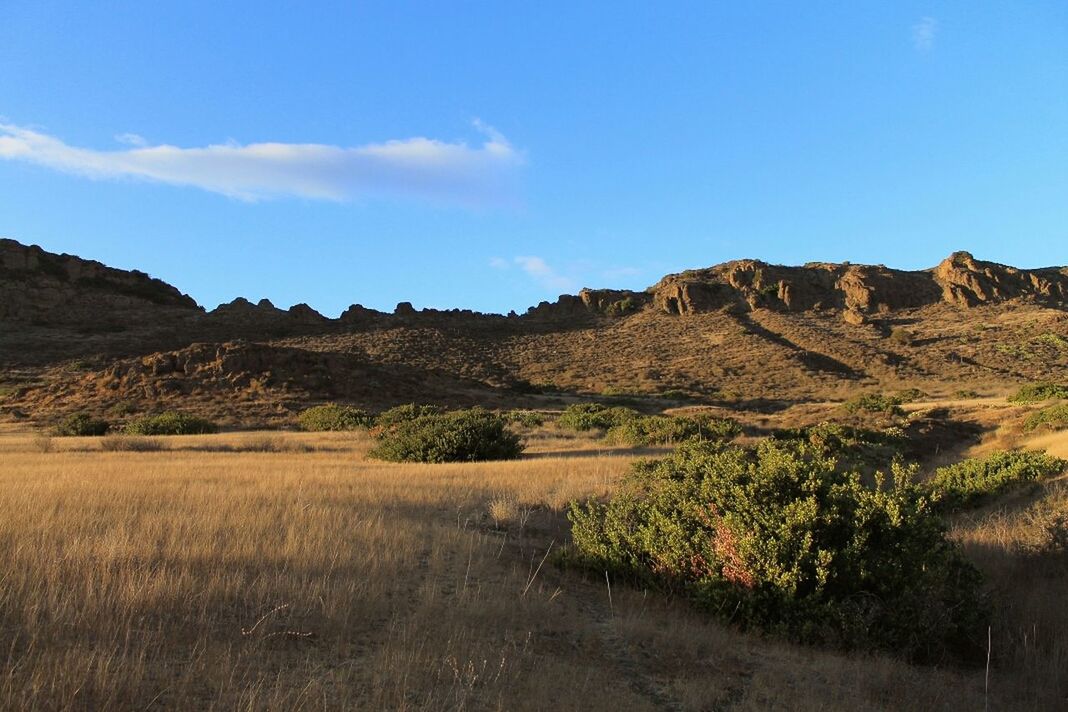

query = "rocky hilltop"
[
  {"left": 0, "top": 239, "right": 200, "bottom": 327},
  {"left": 2, "top": 238, "right": 1066, "bottom": 426},
  {"left": 2, "top": 238, "right": 1065, "bottom": 331}
]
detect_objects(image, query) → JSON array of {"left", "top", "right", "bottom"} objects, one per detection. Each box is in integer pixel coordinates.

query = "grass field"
[{"left": 1, "top": 427, "right": 1065, "bottom": 710}]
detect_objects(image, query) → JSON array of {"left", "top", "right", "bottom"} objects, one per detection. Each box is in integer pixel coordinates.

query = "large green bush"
[
  {"left": 556, "top": 403, "right": 639, "bottom": 432},
  {"left": 567, "top": 440, "right": 986, "bottom": 661},
  {"left": 375, "top": 403, "right": 444, "bottom": 427},
  {"left": 1024, "top": 404, "right": 1068, "bottom": 432},
  {"left": 1008, "top": 382, "right": 1068, "bottom": 403},
  {"left": 54, "top": 413, "right": 110, "bottom": 436},
  {"left": 927, "top": 451, "right": 1065, "bottom": 512},
  {"left": 297, "top": 403, "right": 373, "bottom": 431},
  {"left": 605, "top": 414, "right": 741, "bottom": 446},
  {"left": 368, "top": 408, "right": 523, "bottom": 463},
  {"left": 124, "top": 411, "right": 218, "bottom": 435}
]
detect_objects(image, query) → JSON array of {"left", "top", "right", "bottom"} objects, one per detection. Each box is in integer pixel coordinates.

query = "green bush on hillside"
[
  {"left": 297, "top": 404, "right": 373, "bottom": 431},
  {"left": 605, "top": 414, "right": 741, "bottom": 446},
  {"left": 54, "top": 413, "right": 110, "bottom": 436},
  {"left": 504, "top": 409, "right": 545, "bottom": 427},
  {"left": 375, "top": 403, "right": 445, "bottom": 427},
  {"left": 772, "top": 422, "right": 908, "bottom": 468},
  {"left": 843, "top": 392, "right": 906, "bottom": 416},
  {"left": 368, "top": 408, "right": 523, "bottom": 463},
  {"left": 927, "top": 451, "right": 1065, "bottom": 512},
  {"left": 566, "top": 440, "right": 987, "bottom": 661},
  {"left": 1008, "top": 382, "right": 1068, "bottom": 403},
  {"left": 124, "top": 411, "right": 218, "bottom": 436},
  {"left": 1023, "top": 404, "right": 1068, "bottom": 432},
  {"left": 556, "top": 403, "right": 639, "bottom": 432}
]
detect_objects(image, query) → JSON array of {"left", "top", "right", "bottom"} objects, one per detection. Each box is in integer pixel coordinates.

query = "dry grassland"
[{"left": 0, "top": 428, "right": 1064, "bottom": 710}]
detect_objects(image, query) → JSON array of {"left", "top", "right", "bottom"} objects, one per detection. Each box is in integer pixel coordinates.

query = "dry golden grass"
[{"left": 0, "top": 429, "right": 1059, "bottom": 710}]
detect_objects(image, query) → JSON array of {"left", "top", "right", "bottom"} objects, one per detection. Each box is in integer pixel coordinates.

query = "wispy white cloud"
[
  {"left": 912, "top": 16, "right": 937, "bottom": 52},
  {"left": 512, "top": 256, "right": 576, "bottom": 292},
  {"left": 114, "top": 132, "right": 148, "bottom": 147},
  {"left": 601, "top": 266, "right": 641, "bottom": 280},
  {"left": 0, "top": 120, "right": 523, "bottom": 205},
  {"left": 493, "top": 256, "right": 641, "bottom": 293}
]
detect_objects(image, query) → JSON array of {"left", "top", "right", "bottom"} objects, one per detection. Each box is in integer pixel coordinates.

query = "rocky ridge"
[{"left": 2, "top": 239, "right": 1064, "bottom": 333}]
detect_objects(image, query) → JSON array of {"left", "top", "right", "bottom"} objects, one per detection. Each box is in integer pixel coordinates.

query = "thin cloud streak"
[
  {"left": 0, "top": 121, "right": 523, "bottom": 205},
  {"left": 513, "top": 256, "right": 576, "bottom": 292},
  {"left": 912, "top": 17, "right": 937, "bottom": 52}
]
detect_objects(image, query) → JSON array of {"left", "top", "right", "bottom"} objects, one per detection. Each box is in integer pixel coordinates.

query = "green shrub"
[
  {"left": 556, "top": 403, "right": 639, "bottom": 431},
  {"left": 505, "top": 409, "right": 545, "bottom": 427},
  {"left": 895, "top": 388, "right": 927, "bottom": 403},
  {"left": 1024, "top": 404, "right": 1068, "bottom": 432},
  {"left": 772, "top": 422, "right": 907, "bottom": 466},
  {"left": 566, "top": 440, "right": 986, "bottom": 661},
  {"left": 368, "top": 408, "right": 523, "bottom": 463},
  {"left": 124, "top": 411, "right": 218, "bottom": 435},
  {"left": 843, "top": 393, "right": 905, "bottom": 416},
  {"left": 1008, "top": 382, "right": 1068, "bottom": 403},
  {"left": 54, "top": 413, "right": 110, "bottom": 436},
  {"left": 927, "top": 451, "right": 1065, "bottom": 512},
  {"left": 375, "top": 403, "right": 444, "bottom": 427},
  {"left": 297, "top": 403, "right": 373, "bottom": 431},
  {"left": 889, "top": 327, "right": 915, "bottom": 346},
  {"left": 605, "top": 414, "right": 741, "bottom": 447}
]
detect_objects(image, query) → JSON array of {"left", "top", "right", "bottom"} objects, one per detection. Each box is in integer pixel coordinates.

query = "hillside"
[{"left": 2, "top": 238, "right": 1066, "bottom": 427}]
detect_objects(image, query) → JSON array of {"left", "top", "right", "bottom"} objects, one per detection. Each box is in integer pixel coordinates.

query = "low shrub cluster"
[
  {"left": 297, "top": 404, "right": 373, "bottom": 431},
  {"left": 375, "top": 403, "right": 444, "bottom": 427},
  {"left": 368, "top": 407, "right": 523, "bottom": 463},
  {"left": 504, "top": 409, "right": 545, "bottom": 427},
  {"left": 605, "top": 414, "right": 741, "bottom": 446},
  {"left": 124, "top": 411, "right": 218, "bottom": 435},
  {"left": 1008, "top": 382, "right": 1068, "bottom": 404},
  {"left": 888, "top": 327, "right": 915, "bottom": 346},
  {"left": 927, "top": 451, "right": 1065, "bottom": 512},
  {"left": 1024, "top": 404, "right": 1068, "bottom": 432},
  {"left": 842, "top": 392, "right": 906, "bottom": 416},
  {"left": 566, "top": 441, "right": 987, "bottom": 661},
  {"left": 556, "top": 403, "right": 639, "bottom": 432},
  {"left": 53, "top": 413, "right": 110, "bottom": 436},
  {"left": 773, "top": 422, "right": 907, "bottom": 466},
  {"left": 100, "top": 435, "right": 164, "bottom": 452}
]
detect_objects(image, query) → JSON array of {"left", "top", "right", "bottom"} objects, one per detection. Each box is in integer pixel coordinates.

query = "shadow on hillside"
[{"left": 733, "top": 311, "right": 861, "bottom": 378}]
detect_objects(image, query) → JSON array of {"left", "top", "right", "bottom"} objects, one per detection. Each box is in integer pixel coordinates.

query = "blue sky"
[{"left": 1, "top": 2, "right": 1065, "bottom": 316}]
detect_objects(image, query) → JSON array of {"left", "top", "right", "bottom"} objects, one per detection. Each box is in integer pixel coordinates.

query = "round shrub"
[
  {"left": 605, "top": 414, "right": 741, "bottom": 446},
  {"left": 567, "top": 440, "right": 987, "bottom": 662},
  {"left": 556, "top": 403, "right": 639, "bottom": 432},
  {"left": 368, "top": 408, "right": 523, "bottom": 463},
  {"left": 298, "top": 403, "right": 373, "bottom": 431},
  {"left": 842, "top": 392, "right": 906, "bottom": 416},
  {"left": 124, "top": 411, "right": 218, "bottom": 435},
  {"left": 505, "top": 409, "right": 545, "bottom": 427},
  {"left": 375, "top": 403, "right": 444, "bottom": 427},
  {"left": 54, "top": 413, "right": 110, "bottom": 436}
]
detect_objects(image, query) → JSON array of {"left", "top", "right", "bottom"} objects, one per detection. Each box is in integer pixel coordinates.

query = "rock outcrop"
[
  {"left": 650, "top": 253, "right": 1066, "bottom": 319},
  {"left": 0, "top": 238, "right": 199, "bottom": 326}
]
